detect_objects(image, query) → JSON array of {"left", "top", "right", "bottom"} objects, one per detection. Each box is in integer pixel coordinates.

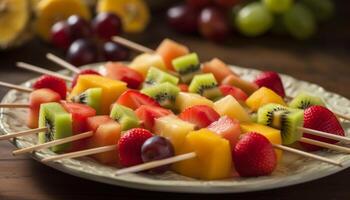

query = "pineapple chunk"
[
  {"left": 246, "top": 87, "right": 287, "bottom": 112},
  {"left": 175, "top": 92, "right": 214, "bottom": 112},
  {"left": 129, "top": 53, "right": 166, "bottom": 77},
  {"left": 69, "top": 75, "right": 127, "bottom": 114},
  {"left": 172, "top": 129, "right": 232, "bottom": 180},
  {"left": 214, "top": 95, "right": 251, "bottom": 123},
  {"left": 154, "top": 115, "right": 195, "bottom": 154}
]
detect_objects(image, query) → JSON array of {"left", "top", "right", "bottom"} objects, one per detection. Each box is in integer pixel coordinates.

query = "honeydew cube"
[
  {"left": 129, "top": 53, "right": 167, "bottom": 77},
  {"left": 214, "top": 95, "right": 251, "bottom": 123},
  {"left": 172, "top": 129, "right": 232, "bottom": 180},
  {"left": 245, "top": 87, "right": 287, "bottom": 112},
  {"left": 175, "top": 92, "right": 214, "bottom": 112},
  {"left": 69, "top": 75, "right": 127, "bottom": 115}
]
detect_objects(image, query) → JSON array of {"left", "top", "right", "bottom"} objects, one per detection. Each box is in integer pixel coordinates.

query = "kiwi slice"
[
  {"left": 188, "top": 73, "right": 222, "bottom": 100},
  {"left": 257, "top": 103, "right": 304, "bottom": 145},
  {"left": 38, "top": 102, "right": 73, "bottom": 153},
  {"left": 144, "top": 67, "right": 179, "bottom": 87},
  {"left": 72, "top": 88, "right": 102, "bottom": 114},
  {"left": 289, "top": 92, "right": 325, "bottom": 109},
  {"left": 172, "top": 53, "right": 201, "bottom": 83},
  {"left": 110, "top": 104, "right": 140, "bottom": 131},
  {"left": 141, "top": 82, "right": 180, "bottom": 110}
]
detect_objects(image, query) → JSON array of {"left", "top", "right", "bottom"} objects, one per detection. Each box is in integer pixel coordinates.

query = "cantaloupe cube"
[
  {"left": 156, "top": 39, "right": 189, "bottom": 70},
  {"left": 69, "top": 75, "right": 127, "bottom": 115},
  {"left": 129, "top": 53, "right": 166, "bottom": 77},
  {"left": 175, "top": 92, "right": 214, "bottom": 112},
  {"left": 172, "top": 129, "right": 232, "bottom": 180},
  {"left": 214, "top": 95, "right": 251, "bottom": 123},
  {"left": 202, "top": 58, "right": 238, "bottom": 83},
  {"left": 245, "top": 87, "right": 287, "bottom": 112},
  {"left": 240, "top": 122, "right": 283, "bottom": 162}
]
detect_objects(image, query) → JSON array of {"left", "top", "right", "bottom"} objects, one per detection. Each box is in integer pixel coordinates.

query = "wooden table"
[{"left": 0, "top": 4, "right": 350, "bottom": 199}]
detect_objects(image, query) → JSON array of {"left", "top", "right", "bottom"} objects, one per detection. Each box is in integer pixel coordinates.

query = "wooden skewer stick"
[
  {"left": 13, "top": 131, "right": 94, "bottom": 155},
  {"left": 0, "top": 127, "right": 47, "bottom": 140},
  {"left": 299, "top": 127, "right": 350, "bottom": 143},
  {"left": 0, "top": 103, "right": 30, "bottom": 108},
  {"left": 16, "top": 62, "right": 73, "bottom": 82},
  {"left": 334, "top": 112, "right": 350, "bottom": 121},
  {"left": 299, "top": 137, "right": 350, "bottom": 154},
  {"left": 112, "top": 36, "right": 155, "bottom": 54},
  {"left": 41, "top": 145, "right": 117, "bottom": 163},
  {"left": 0, "top": 81, "right": 33, "bottom": 93},
  {"left": 46, "top": 53, "right": 81, "bottom": 74}
]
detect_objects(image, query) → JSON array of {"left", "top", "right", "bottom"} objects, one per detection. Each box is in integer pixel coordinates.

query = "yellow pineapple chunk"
[
  {"left": 246, "top": 87, "right": 287, "bottom": 112},
  {"left": 240, "top": 122, "right": 283, "bottom": 162},
  {"left": 154, "top": 115, "right": 195, "bottom": 154},
  {"left": 214, "top": 95, "right": 251, "bottom": 123},
  {"left": 175, "top": 92, "right": 214, "bottom": 112},
  {"left": 172, "top": 129, "right": 232, "bottom": 180},
  {"left": 129, "top": 53, "right": 166, "bottom": 77},
  {"left": 69, "top": 75, "right": 127, "bottom": 114}
]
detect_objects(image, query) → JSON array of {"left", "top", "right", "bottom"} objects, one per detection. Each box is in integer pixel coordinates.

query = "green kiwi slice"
[
  {"left": 257, "top": 103, "right": 304, "bottom": 145},
  {"left": 71, "top": 88, "right": 102, "bottom": 114},
  {"left": 141, "top": 82, "right": 180, "bottom": 110},
  {"left": 188, "top": 73, "right": 222, "bottom": 100},
  {"left": 289, "top": 92, "right": 325, "bottom": 109},
  {"left": 172, "top": 53, "right": 201, "bottom": 83},
  {"left": 110, "top": 104, "right": 140, "bottom": 131},
  {"left": 144, "top": 67, "right": 179, "bottom": 87},
  {"left": 38, "top": 102, "right": 73, "bottom": 153}
]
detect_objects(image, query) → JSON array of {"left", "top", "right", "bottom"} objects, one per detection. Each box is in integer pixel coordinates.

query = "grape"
[
  {"left": 301, "top": 0, "right": 334, "bottom": 21},
  {"left": 102, "top": 41, "right": 130, "bottom": 61},
  {"left": 141, "top": 136, "right": 175, "bottom": 174},
  {"left": 235, "top": 2, "right": 273, "bottom": 37},
  {"left": 282, "top": 3, "right": 316, "bottom": 40},
  {"left": 66, "top": 39, "right": 99, "bottom": 66},
  {"left": 167, "top": 4, "right": 199, "bottom": 34},
  {"left": 51, "top": 21, "right": 72, "bottom": 50},
  {"left": 263, "top": 0, "right": 293, "bottom": 13},
  {"left": 214, "top": 0, "right": 240, "bottom": 9},
  {"left": 186, "top": 0, "right": 211, "bottom": 9},
  {"left": 198, "top": 7, "right": 230, "bottom": 42},
  {"left": 92, "top": 12, "right": 122, "bottom": 40},
  {"left": 67, "top": 15, "right": 92, "bottom": 40}
]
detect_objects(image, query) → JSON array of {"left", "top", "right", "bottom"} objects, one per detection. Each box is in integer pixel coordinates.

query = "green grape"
[
  {"left": 301, "top": 0, "right": 334, "bottom": 21},
  {"left": 263, "top": 0, "right": 293, "bottom": 13},
  {"left": 282, "top": 3, "right": 316, "bottom": 40},
  {"left": 235, "top": 2, "right": 273, "bottom": 37}
]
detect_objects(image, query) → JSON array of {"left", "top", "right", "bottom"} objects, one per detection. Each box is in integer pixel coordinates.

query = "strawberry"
[
  {"left": 105, "top": 62, "right": 144, "bottom": 89},
  {"left": 300, "top": 105, "right": 345, "bottom": 151},
  {"left": 33, "top": 75, "right": 67, "bottom": 99},
  {"left": 233, "top": 132, "right": 277, "bottom": 177},
  {"left": 135, "top": 105, "right": 173, "bottom": 131},
  {"left": 178, "top": 84, "right": 189, "bottom": 92},
  {"left": 219, "top": 85, "right": 248, "bottom": 101},
  {"left": 179, "top": 105, "right": 220, "bottom": 129},
  {"left": 118, "top": 128, "right": 153, "bottom": 167},
  {"left": 71, "top": 69, "right": 101, "bottom": 88},
  {"left": 207, "top": 116, "right": 241, "bottom": 148},
  {"left": 116, "top": 90, "right": 160, "bottom": 110},
  {"left": 254, "top": 71, "right": 285, "bottom": 98}
]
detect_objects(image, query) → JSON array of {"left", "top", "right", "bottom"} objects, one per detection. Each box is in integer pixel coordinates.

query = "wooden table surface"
[{"left": 0, "top": 3, "right": 350, "bottom": 199}]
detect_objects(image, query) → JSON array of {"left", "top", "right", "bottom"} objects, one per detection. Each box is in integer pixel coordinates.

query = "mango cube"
[
  {"left": 172, "top": 129, "right": 232, "bottom": 180},
  {"left": 246, "top": 87, "right": 287, "bottom": 112},
  {"left": 214, "top": 95, "right": 251, "bottom": 123},
  {"left": 129, "top": 53, "right": 166, "bottom": 77},
  {"left": 175, "top": 92, "right": 214, "bottom": 112},
  {"left": 69, "top": 75, "right": 127, "bottom": 115}
]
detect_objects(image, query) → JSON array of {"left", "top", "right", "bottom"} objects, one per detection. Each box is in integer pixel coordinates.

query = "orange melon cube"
[
  {"left": 221, "top": 75, "right": 259, "bottom": 95},
  {"left": 202, "top": 58, "right": 238, "bottom": 83},
  {"left": 156, "top": 39, "right": 189, "bottom": 71}
]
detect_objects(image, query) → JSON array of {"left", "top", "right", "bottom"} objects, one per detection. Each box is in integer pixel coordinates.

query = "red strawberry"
[
  {"left": 178, "top": 84, "right": 189, "bottom": 92},
  {"left": 118, "top": 128, "right": 153, "bottom": 167},
  {"left": 71, "top": 69, "right": 101, "bottom": 88},
  {"left": 105, "top": 62, "right": 144, "bottom": 89},
  {"left": 135, "top": 105, "right": 173, "bottom": 131},
  {"left": 33, "top": 75, "right": 67, "bottom": 99},
  {"left": 233, "top": 132, "right": 277, "bottom": 177},
  {"left": 219, "top": 85, "right": 248, "bottom": 101},
  {"left": 116, "top": 90, "right": 160, "bottom": 110},
  {"left": 254, "top": 71, "right": 285, "bottom": 98},
  {"left": 300, "top": 105, "right": 345, "bottom": 151},
  {"left": 61, "top": 101, "right": 96, "bottom": 133},
  {"left": 179, "top": 105, "right": 220, "bottom": 129},
  {"left": 207, "top": 116, "right": 241, "bottom": 148}
]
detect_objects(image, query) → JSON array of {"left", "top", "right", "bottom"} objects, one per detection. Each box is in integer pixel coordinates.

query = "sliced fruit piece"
[
  {"left": 254, "top": 71, "right": 285, "bottom": 98},
  {"left": 172, "top": 129, "right": 232, "bottom": 180},
  {"left": 156, "top": 39, "right": 190, "bottom": 71},
  {"left": 207, "top": 116, "right": 241, "bottom": 148},
  {"left": 219, "top": 85, "right": 248, "bottom": 102},
  {"left": 69, "top": 75, "right": 127, "bottom": 114},
  {"left": 175, "top": 92, "right": 214, "bottom": 112},
  {"left": 141, "top": 82, "right": 180, "bottom": 110},
  {"left": 189, "top": 73, "right": 222, "bottom": 100},
  {"left": 33, "top": 75, "right": 67, "bottom": 99},
  {"left": 178, "top": 84, "right": 189, "bottom": 92},
  {"left": 116, "top": 90, "right": 160, "bottom": 110},
  {"left": 202, "top": 58, "right": 238, "bottom": 83},
  {"left": 135, "top": 105, "right": 172, "bottom": 131},
  {"left": 144, "top": 67, "right": 179, "bottom": 87},
  {"left": 129, "top": 53, "right": 166, "bottom": 77},
  {"left": 214, "top": 95, "right": 251, "bottom": 123},
  {"left": 71, "top": 69, "right": 101, "bottom": 88},
  {"left": 154, "top": 115, "right": 195, "bottom": 154},
  {"left": 38, "top": 102, "right": 72, "bottom": 152},
  {"left": 87, "top": 115, "right": 114, "bottom": 132},
  {"left": 246, "top": 87, "right": 287, "bottom": 112},
  {"left": 221, "top": 75, "right": 259, "bottom": 95},
  {"left": 179, "top": 105, "right": 220, "bottom": 129},
  {"left": 27, "top": 88, "right": 61, "bottom": 129},
  {"left": 172, "top": 53, "right": 201, "bottom": 83},
  {"left": 71, "top": 88, "right": 102, "bottom": 114},
  {"left": 105, "top": 62, "right": 144, "bottom": 89},
  {"left": 289, "top": 92, "right": 325, "bottom": 110},
  {"left": 110, "top": 104, "right": 140, "bottom": 131}
]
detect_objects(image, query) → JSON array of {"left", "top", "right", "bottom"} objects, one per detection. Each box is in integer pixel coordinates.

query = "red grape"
[
  {"left": 51, "top": 21, "right": 72, "bottom": 50},
  {"left": 66, "top": 39, "right": 99, "bottom": 66},
  {"left": 167, "top": 4, "right": 199, "bottom": 34},
  {"left": 92, "top": 12, "right": 122, "bottom": 40},
  {"left": 102, "top": 41, "right": 130, "bottom": 61},
  {"left": 186, "top": 0, "right": 212, "bottom": 9},
  {"left": 67, "top": 15, "right": 92, "bottom": 40},
  {"left": 198, "top": 7, "right": 230, "bottom": 42}
]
